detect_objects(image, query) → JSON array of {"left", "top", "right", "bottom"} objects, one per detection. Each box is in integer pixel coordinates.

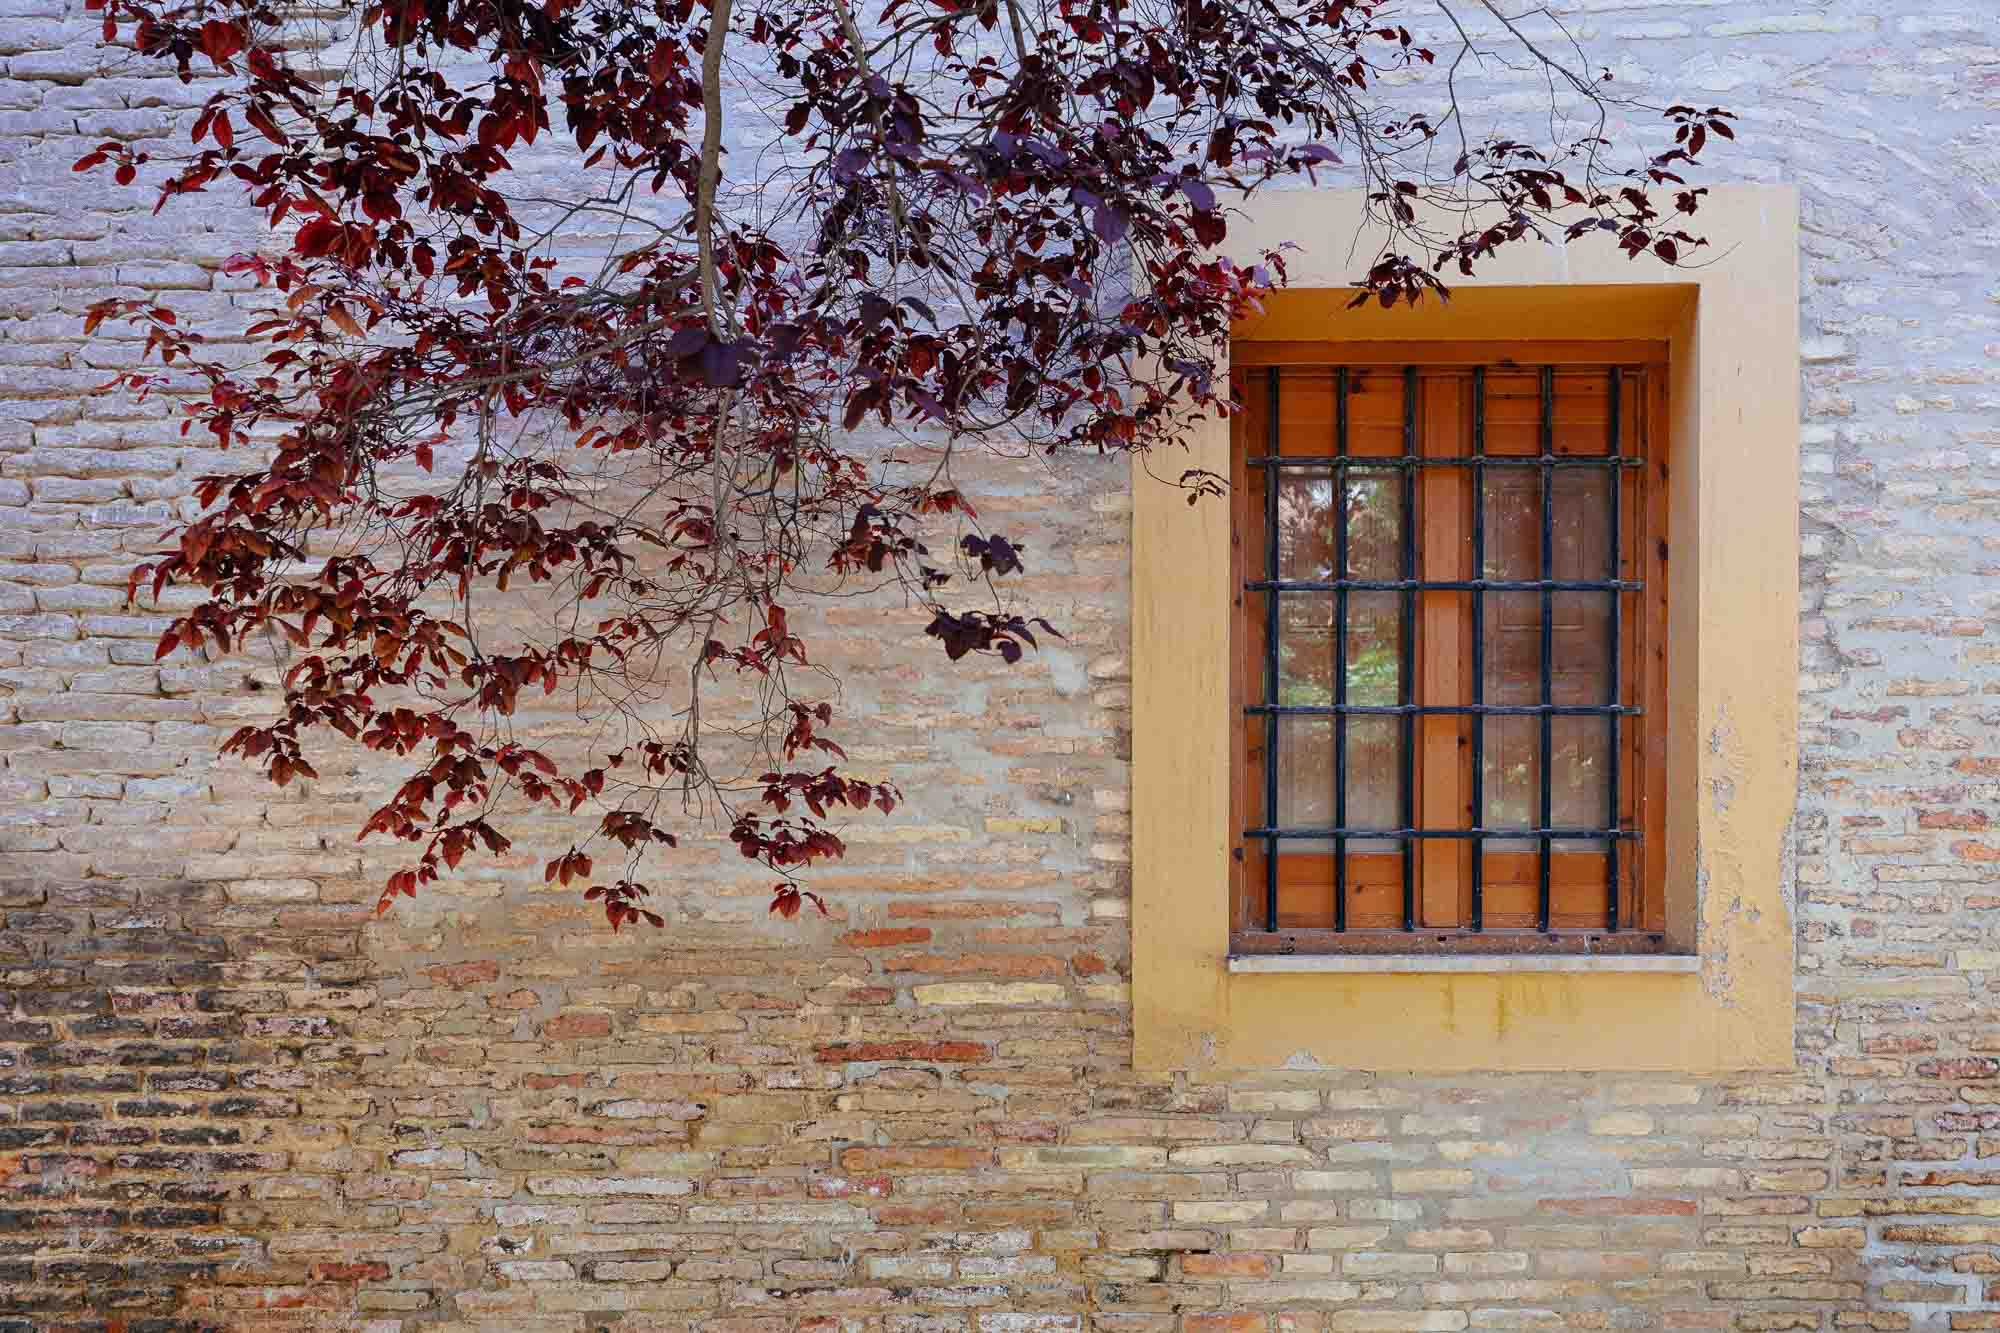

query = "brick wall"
[{"left": 4, "top": 1, "right": 2000, "bottom": 1330}]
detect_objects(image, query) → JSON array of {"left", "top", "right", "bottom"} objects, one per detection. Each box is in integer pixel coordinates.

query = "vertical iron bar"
[
  {"left": 1334, "top": 368, "right": 1350, "bottom": 933},
  {"left": 1537, "top": 366, "right": 1555, "bottom": 934},
  {"left": 1470, "top": 368, "right": 1486, "bottom": 933},
  {"left": 1265, "top": 368, "right": 1282, "bottom": 933},
  {"left": 1400, "top": 366, "right": 1418, "bottom": 933},
  {"left": 1605, "top": 368, "right": 1623, "bottom": 932}
]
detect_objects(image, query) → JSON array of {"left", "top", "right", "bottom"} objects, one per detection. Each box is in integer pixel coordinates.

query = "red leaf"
[
  {"left": 294, "top": 216, "right": 339, "bottom": 258},
  {"left": 199, "top": 18, "right": 244, "bottom": 67},
  {"left": 245, "top": 104, "right": 289, "bottom": 147}
]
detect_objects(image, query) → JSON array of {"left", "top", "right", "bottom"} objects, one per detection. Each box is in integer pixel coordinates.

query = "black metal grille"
[{"left": 1245, "top": 363, "right": 1642, "bottom": 937}]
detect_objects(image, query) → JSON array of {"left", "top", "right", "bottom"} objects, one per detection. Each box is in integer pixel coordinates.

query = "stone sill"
[{"left": 1227, "top": 953, "right": 1701, "bottom": 975}]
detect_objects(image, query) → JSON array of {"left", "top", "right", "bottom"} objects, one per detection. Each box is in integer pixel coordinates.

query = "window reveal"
[{"left": 1231, "top": 351, "right": 1668, "bottom": 952}]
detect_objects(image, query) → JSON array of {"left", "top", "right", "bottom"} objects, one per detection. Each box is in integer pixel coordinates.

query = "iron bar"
[
  {"left": 1471, "top": 367, "right": 1487, "bottom": 933},
  {"left": 1246, "top": 826, "right": 1636, "bottom": 841},
  {"left": 1400, "top": 367, "right": 1417, "bottom": 933},
  {"left": 1248, "top": 454, "right": 1641, "bottom": 470},
  {"left": 1334, "top": 368, "right": 1350, "bottom": 933},
  {"left": 1250, "top": 703, "right": 1638, "bottom": 718},
  {"left": 1606, "top": 368, "right": 1623, "bottom": 933},
  {"left": 1264, "top": 367, "right": 1281, "bottom": 933},
  {"left": 1248, "top": 577, "right": 1638, "bottom": 594},
  {"left": 1537, "top": 366, "right": 1555, "bottom": 934}
]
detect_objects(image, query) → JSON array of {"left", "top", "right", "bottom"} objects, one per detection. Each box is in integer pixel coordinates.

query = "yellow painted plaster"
[{"left": 1131, "top": 186, "right": 1799, "bottom": 1072}]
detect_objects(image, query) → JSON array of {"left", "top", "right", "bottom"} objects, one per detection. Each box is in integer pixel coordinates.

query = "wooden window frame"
[{"left": 1225, "top": 343, "right": 1672, "bottom": 957}]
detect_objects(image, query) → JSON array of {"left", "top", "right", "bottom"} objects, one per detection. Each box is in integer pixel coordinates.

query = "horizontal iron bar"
[
  {"left": 1247, "top": 454, "right": 1643, "bottom": 469},
  {"left": 1246, "top": 826, "right": 1637, "bottom": 840},
  {"left": 1251, "top": 577, "right": 1639, "bottom": 593},
  {"left": 1249, "top": 703, "right": 1640, "bottom": 717}
]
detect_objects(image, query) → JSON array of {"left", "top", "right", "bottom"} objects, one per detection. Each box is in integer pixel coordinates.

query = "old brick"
[
  {"left": 838, "top": 927, "right": 933, "bottom": 948},
  {"left": 816, "top": 1041, "right": 992, "bottom": 1064},
  {"left": 0, "top": 15, "right": 1983, "bottom": 1333},
  {"left": 543, "top": 1012, "right": 614, "bottom": 1039}
]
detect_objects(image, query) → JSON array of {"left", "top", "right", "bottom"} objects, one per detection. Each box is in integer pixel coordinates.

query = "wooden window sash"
[{"left": 1230, "top": 344, "right": 1669, "bottom": 952}]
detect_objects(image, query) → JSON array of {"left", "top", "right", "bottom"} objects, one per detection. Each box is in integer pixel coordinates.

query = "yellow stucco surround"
[{"left": 1131, "top": 186, "right": 1800, "bottom": 1073}]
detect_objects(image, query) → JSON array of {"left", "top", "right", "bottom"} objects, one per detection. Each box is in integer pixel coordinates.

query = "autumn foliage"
[{"left": 74, "top": 0, "right": 1735, "bottom": 926}]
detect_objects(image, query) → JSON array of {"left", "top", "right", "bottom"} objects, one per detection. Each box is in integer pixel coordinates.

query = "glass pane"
[
  {"left": 1277, "top": 594, "right": 1334, "bottom": 706},
  {"left": 1271, "top": 468, "right": 1406, "bottom": 584},
  {"left": 1551, "top": 468, "right": 1613, "bottom": 581},
  {"left": 1345, "top": 592, "right": 1400, "bottom": 849},
  {"left": 1482, "top": 469, "right": 1541, "bottom": 581},
  {"left": 1483, "top": 583, "right": 1538, "bottom": 847},
  {"left": 1482, "top": 714, "right": 1537, "bottom": 843},
  {"left": 1276, "top": 714, "right": 1334, "bottom": 851},
  {"left": 1346, "top": 715, "right": 1401, "bottom": 844},
  {"left": 1551, "top": 715, "right": 1611, "bottom": 850},
  {"left": 1345, "top": 469, "right": 1403, "bottom": 581},
  {"left": 1276, "top": 470, "right": 1338, "bottom": 581},
  {"left": 1484, "top": 590, "right": 1539, "bottom": 706},
  {"left": 1270, "top": 715, "right": 1403, "bottom": 844},
  {"left": 1550, "top": 591, "right": 1611, "bottom": 707},
  {"left": 1346, "top": 591, "right": 1400, "bottom": 707}
]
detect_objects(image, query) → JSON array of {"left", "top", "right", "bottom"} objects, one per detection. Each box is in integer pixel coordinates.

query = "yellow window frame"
[{"left": 1130, "top": 185, "right": 1800, "bottom": 1073}]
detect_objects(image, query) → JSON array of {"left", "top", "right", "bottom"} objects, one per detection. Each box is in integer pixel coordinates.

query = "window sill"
[{"left": 1227, "top": 952, "right": 1700, "bottom": 975}]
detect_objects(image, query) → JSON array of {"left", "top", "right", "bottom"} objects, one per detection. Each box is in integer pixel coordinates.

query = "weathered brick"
[
  {"left": 816, "top": 1040, "right": 993, "bottom": 1063},
  {"left": 0, "top": 11, "right": 1986, "bottom": 1332}
]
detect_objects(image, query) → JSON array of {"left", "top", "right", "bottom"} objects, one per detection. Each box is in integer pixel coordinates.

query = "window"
[
  {"left": 1130, "top": 184, "right": 1795, "bottom": 1072},
  {"left": 1229, "top": 345, "right": 1669, "bottom": 955}
]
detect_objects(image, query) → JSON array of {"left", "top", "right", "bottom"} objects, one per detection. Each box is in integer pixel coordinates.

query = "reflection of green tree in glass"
[
  {"left": 1345, "top": 635, "right": 1398, "bottom": 705},
  {"left": 1345, "top": 472, "right": 1402, "bottom": 581},
  {"left": 1278, "top": 674, "right": 1332, "bottom": 707},
  {"left": 1273, "top": 471, "right": 1402, "bottom": 707}
]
